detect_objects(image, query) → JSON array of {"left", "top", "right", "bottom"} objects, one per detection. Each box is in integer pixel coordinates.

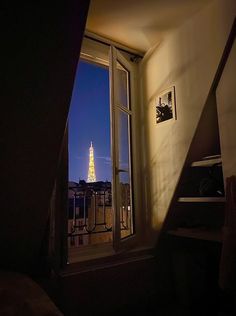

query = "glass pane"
[
  {"left": 116, "top": 61, "right": 130, "bottom": 109},
  {"left": 68, "top": 59, "right": 113, "bottom": 254},
  {"left": 118, "top": 110, "right": 134, "bottom": 239}
]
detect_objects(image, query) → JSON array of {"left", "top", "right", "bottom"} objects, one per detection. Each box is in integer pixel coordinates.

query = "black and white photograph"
[{"left": 155, "top": 86, "right": 176, "bottom": 124}]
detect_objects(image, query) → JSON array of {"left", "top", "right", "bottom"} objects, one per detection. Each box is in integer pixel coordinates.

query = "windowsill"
[
  {"left": 68, "top": 242, "right": 116, "bottom": 264},
  {"left": 61, "top": 244, "right": 155, "bottom": 276}
]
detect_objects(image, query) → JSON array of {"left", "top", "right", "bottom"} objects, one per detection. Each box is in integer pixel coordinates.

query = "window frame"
[
  {"left": 110, "top": 45, "right": 138, "bottom": 251},
  {"left": 66, "top": 35, "right": 146, "bottom": 265}
]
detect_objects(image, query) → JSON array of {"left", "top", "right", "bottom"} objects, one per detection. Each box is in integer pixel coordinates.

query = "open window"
[{"left": 67, "top": 36, "right": 142, "bottom": 263}]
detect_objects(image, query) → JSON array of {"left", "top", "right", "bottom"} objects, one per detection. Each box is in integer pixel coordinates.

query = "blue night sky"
[{"left": 68, "top": 60, "right": 111, "bottom": 182}]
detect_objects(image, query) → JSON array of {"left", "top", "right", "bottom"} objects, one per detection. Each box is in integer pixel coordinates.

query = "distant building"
[{"left": 68, "top": 180, "right": 112, "bottom": 247}]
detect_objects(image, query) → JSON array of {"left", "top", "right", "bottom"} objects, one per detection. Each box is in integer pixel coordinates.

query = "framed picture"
[{"left": 155, "top": 86, "right": 176, "bottom": 124}]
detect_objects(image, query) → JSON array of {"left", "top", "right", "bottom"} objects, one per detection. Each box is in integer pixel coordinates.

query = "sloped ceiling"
[{"left": 86, "top": 0, "right": 213, "bottom": 53}]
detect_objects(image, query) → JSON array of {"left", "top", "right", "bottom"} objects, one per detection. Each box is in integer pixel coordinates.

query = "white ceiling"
[{"left": 86, "top": 0, "right": 212, "bottom": 53}]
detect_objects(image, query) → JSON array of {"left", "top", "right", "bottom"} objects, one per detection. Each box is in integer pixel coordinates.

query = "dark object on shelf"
[
  {"left": 219, "top": 175, "right": 236, "bottom": 291},
  {"left": 199, "top": 163, "right": 224, "bottom": 197}
]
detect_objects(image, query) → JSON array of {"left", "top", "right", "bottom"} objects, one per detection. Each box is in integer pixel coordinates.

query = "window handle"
[{"left": 116, "top": 168, "right": 128, "bottom": 173}]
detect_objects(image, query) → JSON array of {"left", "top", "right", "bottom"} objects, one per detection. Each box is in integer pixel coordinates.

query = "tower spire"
[{"left": 87, "top": 141, "right": 96, "bottom": 182}]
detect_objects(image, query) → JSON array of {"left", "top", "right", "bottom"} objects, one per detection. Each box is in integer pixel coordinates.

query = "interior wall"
[
  {"left": 140, "top": 0, "right": 236, "bottom": 239},
  {"left": 1, "top": 2, "right": 90, "bottom": 273},
  {"left": 216, "top": 39, "right": 236, "bottom": 179},
  {"left": 58, "top": 256, "right": 172, "bottom": 316}
]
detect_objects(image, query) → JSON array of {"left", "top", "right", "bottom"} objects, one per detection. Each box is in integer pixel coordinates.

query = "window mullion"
[{"left": 110, "top": 46, "right": 121, "bottom": 250}]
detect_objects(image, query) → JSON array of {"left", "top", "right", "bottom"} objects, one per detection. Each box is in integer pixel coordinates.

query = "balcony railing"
[{"left": 68, "top": 182, "right": 132, "bottom": 247}]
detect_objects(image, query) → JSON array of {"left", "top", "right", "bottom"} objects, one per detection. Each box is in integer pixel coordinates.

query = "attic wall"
[
  {"left": 140, "top": 0, "right": 236, "bottom": 241},
  {"left": 1, "top": 2, "right": 90, "bottom": 273},
  {"left": 216, "top": 38, "right": 236, "bottom": 179}
]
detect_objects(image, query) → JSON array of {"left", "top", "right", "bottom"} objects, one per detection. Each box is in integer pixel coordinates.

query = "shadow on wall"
[{"left": 1, "top": 2, "right": 90, "bottom": 273}]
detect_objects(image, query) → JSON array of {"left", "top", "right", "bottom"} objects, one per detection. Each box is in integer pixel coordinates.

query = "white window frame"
[{"left": 66, "top": 35, "right": 148, "bottom": 266}]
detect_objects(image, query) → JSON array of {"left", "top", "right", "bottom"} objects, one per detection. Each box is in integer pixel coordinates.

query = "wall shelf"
[
  {"left": 178, "top": 197, "right": 225, "bottom": 203},
  {"left": 191, "top": 157, "right": 222, "bottom": 167},
  {"left": 167, "top": 227, "right": 222, "bottom": 242}
]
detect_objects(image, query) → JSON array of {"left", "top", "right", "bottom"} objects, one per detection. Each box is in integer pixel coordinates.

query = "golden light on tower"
[{"left": 87, "top": 141, "right": 96, "bottom": 182}]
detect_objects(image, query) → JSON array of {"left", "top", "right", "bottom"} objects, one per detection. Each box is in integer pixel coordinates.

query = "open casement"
[
  {"left": 66, "top": 37, "right": 142, "bottom": 264},
  {"left": 110, "top": 46, "right": 138, "bottom": 251}
]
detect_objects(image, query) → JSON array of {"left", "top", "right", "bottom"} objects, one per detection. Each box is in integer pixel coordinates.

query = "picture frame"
[{"left": 155, "top": 86, "right": 176, "bottom": 124}]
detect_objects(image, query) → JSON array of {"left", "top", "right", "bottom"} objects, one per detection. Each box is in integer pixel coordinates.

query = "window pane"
[
  {"left": 118, "top": 110, "right": 130, "bottom": 173},
  {"left": 118, "top": 110, "right": 134, "bottom": 239},
  {"left": 116, "top": 61, "right": 130, "bottom": 109},
  {"left": 68, "top": 59, "right": 113, "bottom": 253}
]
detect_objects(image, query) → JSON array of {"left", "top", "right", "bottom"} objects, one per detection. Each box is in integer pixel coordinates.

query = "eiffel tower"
[{"left": 87, "top": 141, "right": 96, "bottom": 182}]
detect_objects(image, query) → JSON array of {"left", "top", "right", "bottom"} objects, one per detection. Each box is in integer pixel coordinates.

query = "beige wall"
[
  {"left": 140, "top": 0, "right": 236, "bottom": 238},
  {"left": 216, "top": 40, "right": 236, "bottom": 179}
]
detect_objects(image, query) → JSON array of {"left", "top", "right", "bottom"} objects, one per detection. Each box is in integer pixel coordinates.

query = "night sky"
[{"left": 68, "top": 60, "right": 111, "bottom": 182}]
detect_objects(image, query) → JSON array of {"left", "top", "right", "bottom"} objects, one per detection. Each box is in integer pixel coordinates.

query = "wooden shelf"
[
  {"left": 178, "top": 197, "right": 225, "bottom": 203},
  {"left": 167, "top": 227, "right": 222, "bottom": 242},
  {"left": 191, "top": 157, "right": 222, "bottom": 167}
]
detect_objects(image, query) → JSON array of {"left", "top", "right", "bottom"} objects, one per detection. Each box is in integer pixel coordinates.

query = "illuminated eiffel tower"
[{"left": 87, "top": 141, "right": 96, "bottom": 183}]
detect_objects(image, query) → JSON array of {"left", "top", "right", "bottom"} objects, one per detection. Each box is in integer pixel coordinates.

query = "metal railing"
[{"left": 68, "top": 182, "right": 132, "bottom": 246}]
